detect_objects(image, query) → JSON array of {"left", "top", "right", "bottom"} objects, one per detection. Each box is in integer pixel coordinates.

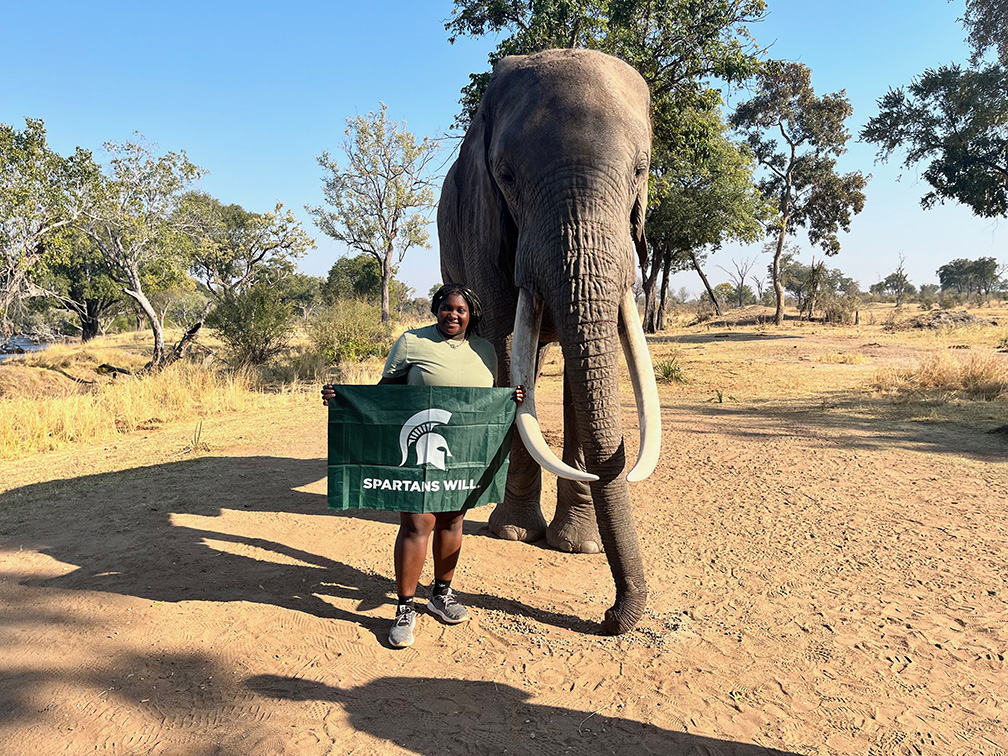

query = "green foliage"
[
  {"left": 962, "top": 0, "right": 1008, "bottom": 65},
  {"left": 78, "top": 137, "right": 206, "bottom": 363},
  {"left": 0, "top": 118, "right": 98, "bottom": 333},
  {"left": 446, "top": 0, "right": 768, "bottom": 131},
  {"left": 305, "top": 302, "right": 394, "bottom": 366},
  {"left": 206, "top": 278, "right": 295, "bottom": 365},
  {"left": 937, "top": 257, "right": 1002, "bottom": 298},
  {"left": 732, "top": 62, "right": 868, "bottom": 324},
  {"left": 324, "top": 254, "right": 383, "bottom": 302},
  {"left": 654, "top": 354, "right": 687, "bottom": 383},
  {"left": 862, "top": 64, "right": 1008, "bottom": 219},
  {"left": 182, "top": 192, "right": 315, "bottom": 299},
  {"left": 820, "top": 294, "right": 859, "bottom": 325},
  {"left": 307, "top": 104, "right": 440, "bottom": 324},
  {"left": 732, "top": 62, "right": 869, "bottom": 255}
]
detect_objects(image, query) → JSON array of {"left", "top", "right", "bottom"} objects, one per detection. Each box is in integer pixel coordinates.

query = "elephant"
[{"left": 437, "top": 48, "right": 662, "bottom": 635}]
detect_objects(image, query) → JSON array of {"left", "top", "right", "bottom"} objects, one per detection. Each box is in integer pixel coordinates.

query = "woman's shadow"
[
  {"left": 1, "top": 455, "right": 589, "bottom": 639},
  {"left": 247, "top": 674, "right": 801, "bottom": 756}
]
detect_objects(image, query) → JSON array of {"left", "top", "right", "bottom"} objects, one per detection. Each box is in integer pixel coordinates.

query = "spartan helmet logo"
[{"left": 398, "top": 408, "right": 453, "bottom": 470}]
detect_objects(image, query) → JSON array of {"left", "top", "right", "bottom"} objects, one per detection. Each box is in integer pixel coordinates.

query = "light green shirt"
[{"left": 382, "top": 324, "right": 498, "bottom": 387}]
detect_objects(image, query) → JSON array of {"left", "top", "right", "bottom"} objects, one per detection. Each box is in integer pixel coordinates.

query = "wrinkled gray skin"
[{"left": 438, "top": 49, "right": 652, "bottom": 634}]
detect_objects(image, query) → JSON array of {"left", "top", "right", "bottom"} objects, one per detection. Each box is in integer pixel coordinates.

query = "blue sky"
[{"left": 2, "top": 1, "right": 1002, "bottom": 298}]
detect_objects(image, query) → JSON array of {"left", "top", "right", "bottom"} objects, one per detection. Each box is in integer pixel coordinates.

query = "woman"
[{"left": 323, "top": 284, "right": 523, "bottom": 648}]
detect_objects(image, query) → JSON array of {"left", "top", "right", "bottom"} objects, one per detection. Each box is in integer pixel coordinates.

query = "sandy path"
[{"left": 1, "top": 388, "right": 1006, "bottom": 755}]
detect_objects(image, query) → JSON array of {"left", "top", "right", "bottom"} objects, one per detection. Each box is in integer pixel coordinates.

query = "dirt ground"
[{"left": 1, "top": 325, "right": 1007, "bottom": 755}]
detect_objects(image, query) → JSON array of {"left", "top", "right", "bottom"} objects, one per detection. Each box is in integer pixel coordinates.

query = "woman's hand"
[
  {"left": 514, "top": 385, "right": 525, "bottom": 404},
  {"left": 321, "top": 383, "right": 335, "bottom": 406}
]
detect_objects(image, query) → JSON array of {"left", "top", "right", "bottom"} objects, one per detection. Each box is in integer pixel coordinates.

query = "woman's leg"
[
  {"left": 428, "top": 510, "right": 469, "bottom": 624},
  {"left": 432, "top": 510, "right": 466, "bottom": 581},
  {"left": 394, "top": 512, "right": 436, "bottom": 598}
]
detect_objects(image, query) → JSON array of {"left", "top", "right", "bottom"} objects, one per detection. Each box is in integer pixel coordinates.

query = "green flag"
[{"left": 327, "top": 385, "right": 517, "bottom": 513}]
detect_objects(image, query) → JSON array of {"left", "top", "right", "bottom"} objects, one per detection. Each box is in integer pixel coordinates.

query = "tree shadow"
[
  {"left": 649, "top": 331, "right": 802, "bottom": 345},
  {"left": 0, "top": 456, "right": 589, "bottom": 639},
  {"left": 247, "top": 674, "right": 801, "bottom": 755},
  {"left": 674, "top": 396, "right": 1008, "bottom": 461}
]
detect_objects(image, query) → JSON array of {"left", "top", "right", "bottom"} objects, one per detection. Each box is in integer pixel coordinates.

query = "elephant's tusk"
[
  {"left": 512, "top": 288, "right": 599, "bottom": 483},
  {"left": 619, "top": 288, "right": 662, "bottom": 482}
]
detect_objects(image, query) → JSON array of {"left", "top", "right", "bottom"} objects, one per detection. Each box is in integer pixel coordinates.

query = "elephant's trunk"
[
  {"left": 552, "top": 282, "right": 648, "bottom": 635},
  {"left": 511, "top": 283, "right": 652, "bottom": 632}
]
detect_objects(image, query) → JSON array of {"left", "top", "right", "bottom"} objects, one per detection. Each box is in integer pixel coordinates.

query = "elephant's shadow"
[
  {"left": 0, "top": 455, "right": 593, "bottom": 638},
  {"left": 248, "top": 674, "right": 802, "bottom": 755}
]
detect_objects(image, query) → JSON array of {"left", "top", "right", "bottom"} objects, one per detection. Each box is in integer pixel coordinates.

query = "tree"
[
  {"left": 445, "top": 0, "right": 767, "bottom": 130},
  {"left": 889, "top": 254, "right": 911, "bottom": 307},
  {"left": 280, "top": 273, "right": 325, "bottom": 321},
  {"left": 185, "top": 193, "right": 314, "bottom": 299},
  {"left": 861, "top": 64, "right": 1008, "bottom": 219},
  {"left": 731, "top": 61, "right": 869, "bottom": 325},
  {"left": 79, "top": 137, "right": 204, "bottom": 365},
  {"left": 206, "top": 272, "right": 295, "bottom": 365},
  {"left": 0, "top": 118, "right": 96, "bottom": 334},
  {"left": 719, "top": 256, "right": 758, "bottom": 308},
  {"left": 642, "top": 107, "right": 767, "bottom": 328},
  {"left": 323, "top": 253, "right": 384, "bottom": 303},
  {"left": 961, "top": 0, "right": 1008, "bottom": 65},
  {"left": 37, "top": 230, "right": 123, "bottom": 340},
  {"left": 307, "top": 104, "right": 440, "bottom": 324},
  {"left": 937, "top": 256, "right": 1002, "bottom": 300}
]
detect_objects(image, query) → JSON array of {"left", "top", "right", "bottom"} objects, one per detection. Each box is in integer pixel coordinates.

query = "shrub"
[
  {"left": 873, "top": 351, "right": 1008, "bottom": 401},
  {"left": 207, "top": 282, "right": 296, "bottom": 365},
  {"left": 821, "top": 294, "right": 860, "bottom": 325},
  {"left": 305, "top": 300, "right": 393, "bottom": 372},
  {"left": 654, "top": 355, "right": 687, "bottom": 383}
]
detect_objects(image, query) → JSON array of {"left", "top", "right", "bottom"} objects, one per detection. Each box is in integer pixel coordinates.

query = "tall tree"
[
  {"left": 445, "top": 0, "right": 767, "bottom": 130},
  {"left": 37, "top": 230, "right": 123, "bottom": 341},
  {"left": 731, "top": 61, "right": 868, "bottom": 325},
  {"left": 861, "top": 64, "right": 1008, "bottom": 219},
  {"left": 961, "top": 0, "right": 1008, "bottom": 65},
  {"left": 307, "top": 104, "right": 440, "bottom": 324},
  {"left": 79, "top": 137, "right": 205, "bottom": 365},
  {"left": 446, "top": 1, "right": 768, "bottom": 332},
  {"left": 184, "top": 193, "right": 314, "bottom": 301},
  {"left": 0, "top": 118, "right": 95, "bottom": 334},
  {"left": 643, "top": 108, "right": 767, "bottom": 326}
]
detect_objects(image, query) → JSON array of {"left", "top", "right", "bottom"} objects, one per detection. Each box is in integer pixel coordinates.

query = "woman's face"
[{"left": 437, "top": 293, "right": 470, "bottom": 339}]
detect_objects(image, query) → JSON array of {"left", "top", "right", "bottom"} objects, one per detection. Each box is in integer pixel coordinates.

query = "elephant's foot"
[
  {"left": 488, "top": 501, "right": 547, "bottom": 542},
  {"left": 602, "top": 582, "right": 648, "bottom": 635},
  {"left": 547, "top": 508, "right": 603, "bottom": 554}
]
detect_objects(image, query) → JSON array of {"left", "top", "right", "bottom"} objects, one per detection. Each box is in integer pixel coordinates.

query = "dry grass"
[
  {"left": 0, "top": 342, "right": 312, "bottom": 460},
  {"left": 873, "top": 350, "right": 1008, "bottom": 402},
  {"left": 815, "top": 352, "right": 872, "bottom": 365}
]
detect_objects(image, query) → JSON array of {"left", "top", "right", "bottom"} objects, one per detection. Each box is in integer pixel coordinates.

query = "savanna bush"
[
  {"left": 207, "top": 282, "right": 295, "bottom": 365},
  {"left": 821, "top": 294, "right": 860, "bottom": 325},
  {"left": 304, "top": 300, "right": 393, "bottom": 373},
  {"left": 873, "top": 351, "right": 1008, "bottom": 401}
]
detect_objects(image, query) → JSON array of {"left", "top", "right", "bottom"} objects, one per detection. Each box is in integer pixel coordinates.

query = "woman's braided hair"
[{"left": 430, "top": 283, "right": 483, "bottom": 337}]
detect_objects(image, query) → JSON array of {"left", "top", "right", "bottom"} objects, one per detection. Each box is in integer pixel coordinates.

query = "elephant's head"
[{"left": 440, "top": 49, "right": 661, "bottom": 634}]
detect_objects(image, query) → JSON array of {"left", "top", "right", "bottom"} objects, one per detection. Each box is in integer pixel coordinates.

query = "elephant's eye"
[
  {"left": 634, "top": 156, "right": 649, "bottom": 178},
  {"left": 496, "top": 165, "right": 515, "bottom": 187}
]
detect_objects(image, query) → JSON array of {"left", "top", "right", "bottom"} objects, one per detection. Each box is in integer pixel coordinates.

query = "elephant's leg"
[
  {"left": 488, "top": 340, "right": 547, "bottom": 542},
  {"left": 489, "top": 434, "right": 547, "bottom": 541},
  {"left": 547, "top": 368, "right": 603, "bottom": 553}
]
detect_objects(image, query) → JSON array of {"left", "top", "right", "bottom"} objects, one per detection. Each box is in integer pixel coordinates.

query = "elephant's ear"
[
  {"left": 443, "top": 95, "right": 518, "bottom": 290},
  {"left": 631, "top": 177, "right": 649, "bottom": 271},
  {"left": 482, "top": 110, "right": 518, "bottom": 285}
]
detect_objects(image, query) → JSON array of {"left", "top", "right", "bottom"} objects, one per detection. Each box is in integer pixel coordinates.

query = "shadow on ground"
[
  {"left": 248, "top": 674, "right": 801, "bottom": 755},
  {"left": 0, "top": 456, "right": 591, "bottom": 637},
  {"left": 663, "top": 394, "right": 1007, "bottom": 460}
]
